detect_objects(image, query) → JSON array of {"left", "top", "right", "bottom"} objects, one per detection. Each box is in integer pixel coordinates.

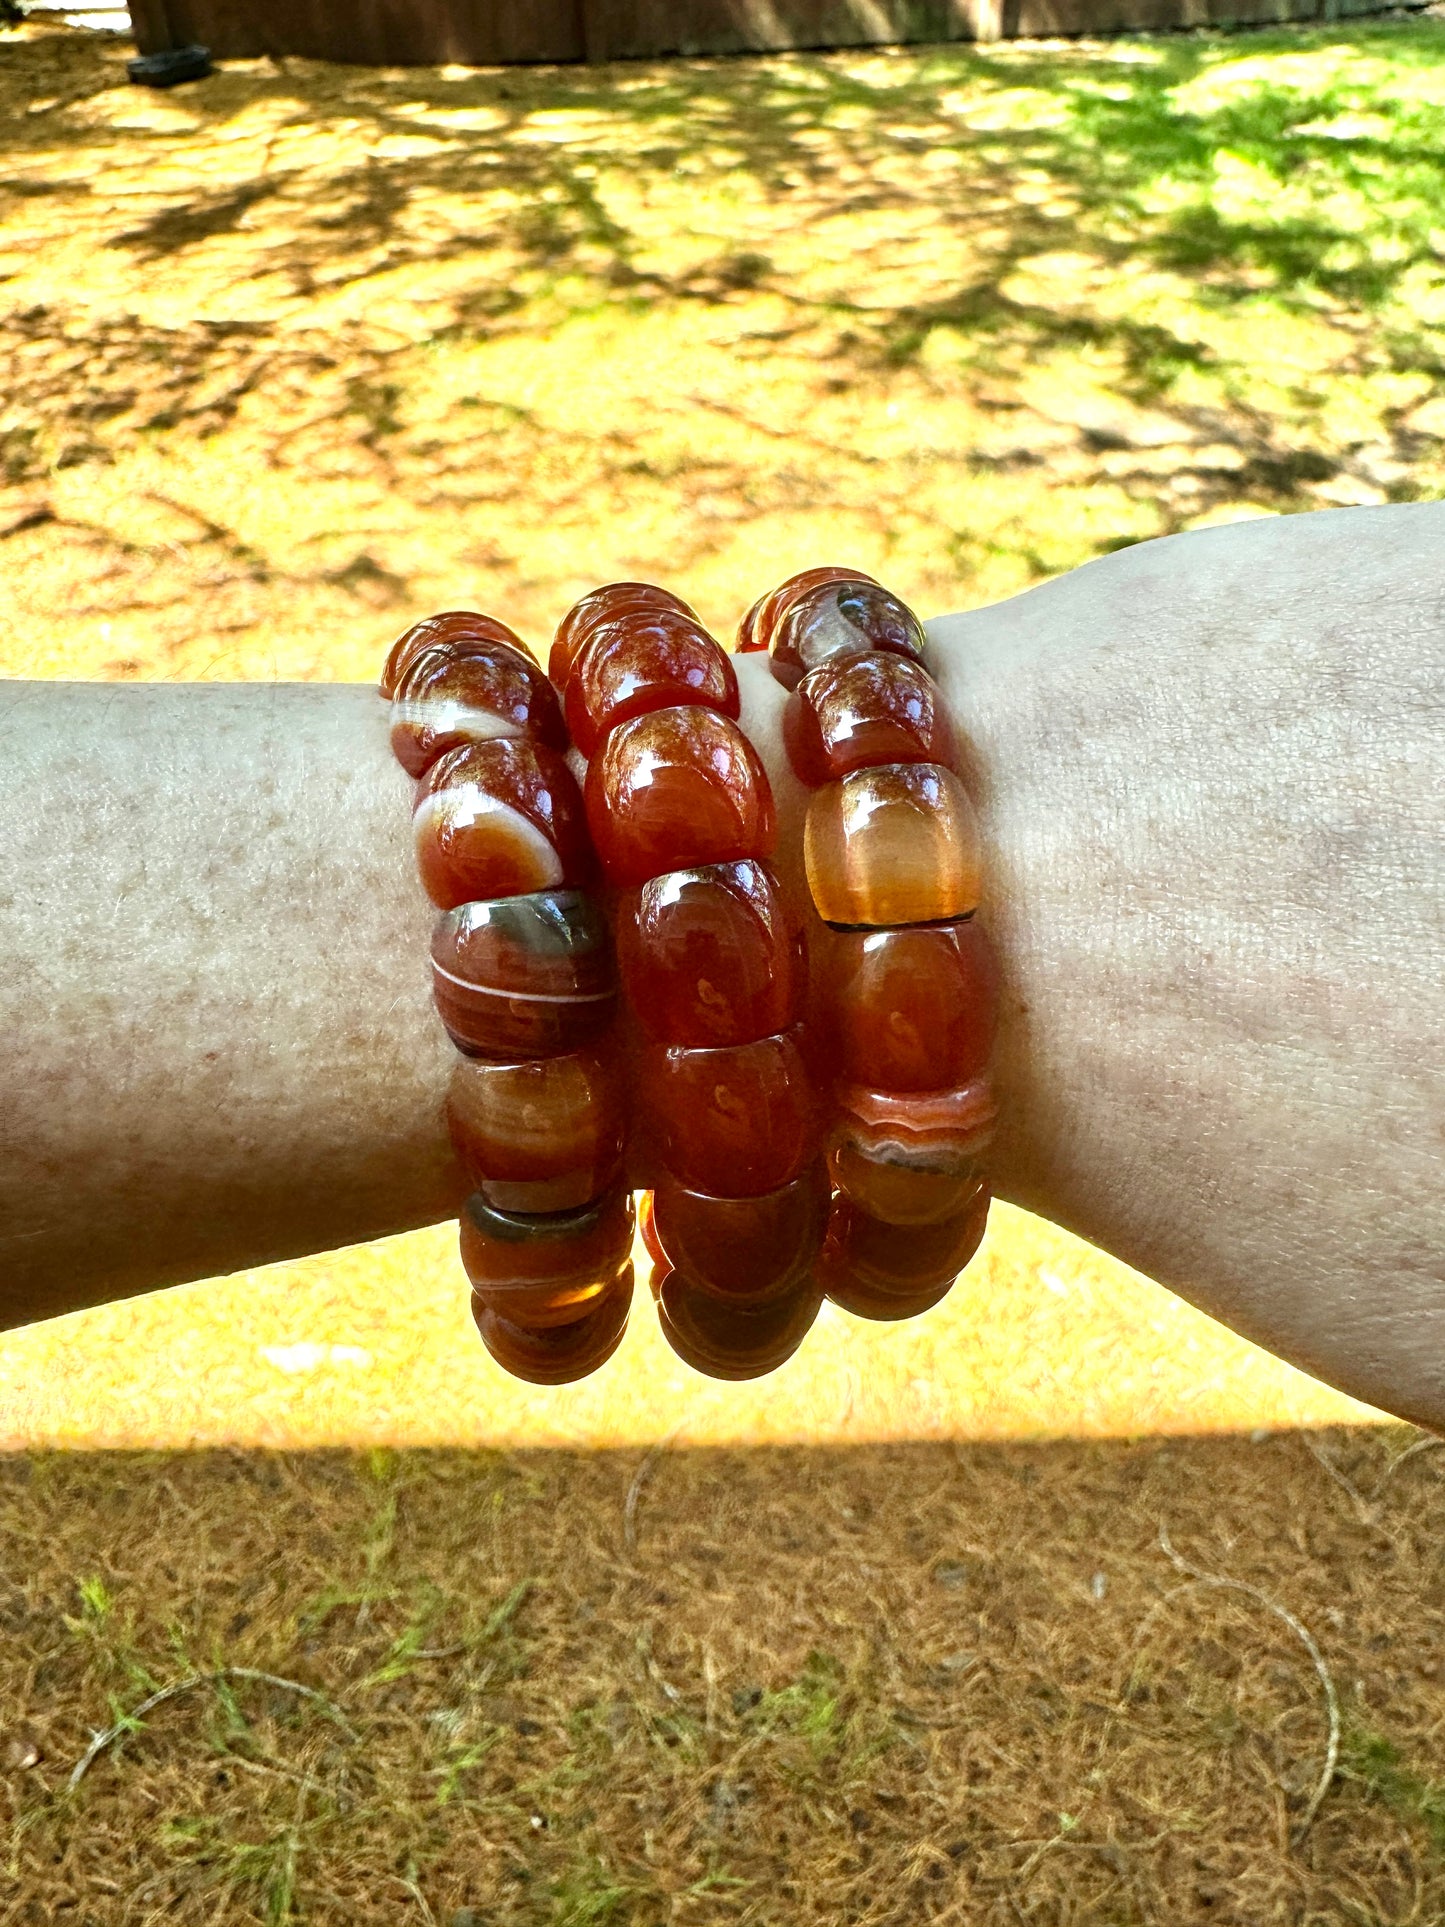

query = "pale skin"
[{"left": 1, "top": 503, "right": 1440, "bottom": 1428}]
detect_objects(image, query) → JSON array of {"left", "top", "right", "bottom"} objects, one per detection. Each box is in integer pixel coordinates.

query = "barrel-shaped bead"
[
  {"left": 650, "top": 1161, "right": 829, "bottom": 1305},
  {"left": 804, "top": 762, "right": 980, "bottom": 927},
  {"left": 430, "top": 890, "right": 616, "bottom": 1060},
  {"left": 617, "top": 859, "right": 805, "bottom": 1049},
  {"left": 381, "top": 610, "right": 536, "bottom": 701},
  {"left": 550, "top": 582, "right": 697, "bottom": 687},
  {"left": 821, "top": 1190, "right": 990, "bottom": 1322},
  {"left": 646, "top": 1028, "right": 817, "bottom": 1198},
  {"left": 830, "top": 1077, "right": 994, "bottom": 1226},
  {"left": 585, "top": 706, "right": 776, "bottom": 888},
  {"left": 564, "top": 608, "right": 738, "bottom": 757},
  {"left": 446, "top": 1046, "right": 626, "bottom": 1213},
  {"left": 413, "top": 740, "right": 592, "bottom": 910},
  {"left": 820, "top": 918, "right": 1000, "bottom": 1092},
  {"left": 656, "top": 1268, "right": 822, "bottom": 1380},
  {"left": 459, "top": 1186, "right": 634, "bottom": 1327},
  {"left": 472, "top": 1263, "right": 634, "bottom": 1384},
  {"left": 390, "top": 640, "right": 566, "bottom": 777},
  {"left": 768, "top": 578, "right": 926, "bottom": 690},
  {"left": 784, "top": 650, "right": 960, "bottom": 788},
  {"left": 736, "top": 566, "right": 877, "bottom": 655}
]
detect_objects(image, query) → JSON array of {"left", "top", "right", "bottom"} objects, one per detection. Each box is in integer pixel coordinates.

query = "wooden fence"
[{"left": 126, "top": 0, "right": 1423, "bottom": 63}]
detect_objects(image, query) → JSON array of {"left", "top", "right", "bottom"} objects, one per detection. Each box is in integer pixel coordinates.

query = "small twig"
[
  {"left": 1303, "top": 1432, "right": 1379, "bottom": 1524},
  {"left": 1148, "top": 1525, "right": 1339, "bottom": 1845},
  {"left": 622, "top": 1423, "right": 686, "bottom": 1554},
  {"left": 70, "top": 1668, "right": 357, "bottom": 1790},
  {"left": 392, "top": 1869, "right": 437, "bottom": 1925},
  {"left": 1373, "top": 1433, "right": 1444, "bottom": 1495}
]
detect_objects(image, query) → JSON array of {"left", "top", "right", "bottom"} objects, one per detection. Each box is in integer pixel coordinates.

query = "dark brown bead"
[
  {"left": 783, "top": 650, "right": 960, "bottom": 788},
  {"left": 616, "top": 859, "right": 805, "bottom": 1048},
  {"left": 820, "top": 1190, "right": 990, "bottom": 1321},
  {"left": 656, "top": 1270, "right": 822, "bottom": 1380},
  {"left": 735, "top": 566, "right": 877, "bottom": 655},
  {"left": 550, "top": 583, "right": 696, "bottom": 687},
  {"left": 459, "top": 1187, "right": 634, "bottom": 1326},
  {"left": 650, "top": 1162, "right": 829, "bottom": 1305},
  {"left": 447, "top": 1047, "right": 626, "bottom": 1212},
  {"left": 564, "top": 608, "right": 738, "bottom": 757},
  {"left": 646, "top": 1029, "right": 817, "bottom": 1198},
  {"left": 381, "top": 610, "right": 537, "bottom": 700},
  {"left": 472, "top": 1263, "right": 634, "bottom": 1383},
  {"left": 431, "top": 891, "right": 616, "bottom": 1060},
  {"left": 769, "top": 579, "right": 925, "bottom": 690},
  {"left": 819, "top": 919, "right": 1000, "bottom": 1093}
]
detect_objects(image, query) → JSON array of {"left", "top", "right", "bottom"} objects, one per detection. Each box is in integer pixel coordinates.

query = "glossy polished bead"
[
  {"left": 736, "top": 566, "right": 877, "bottom": 655},
  {"left": 381, "top": 610, "right": 536, "bottom": 701},
  {"left": 564, "top": 609, "right": 738, "bottom": 758},
  {"left": 414, "top": 740, "right": 592, "bottom": 911},
  {"left": 390, "top": 640, "right": 567, "bottom": 778},
  {"left": 835, "top": 1077, "right": 996, "bottom": 1160},
  {"left": 830, "top": 1138, "right": 986, "bottom": 1227},
  {"left": 821, "top": 1190, "right": 990, "bottom": 1322},
  {"left": 651, "top": 1162, "right": 829, "bottom": 1304},
  {"left": 804, "top": 763, "right": 980, "bottom": 927},
  {"left": 431, "top": 891, "right": 616, "bottom": 1060},
  {"left": 784, "top": 651, "right": 960, "bottom": 788},
  {"left": 459, "top": 1187, "right": 634, "bottom": 1326},
  {"left": 550, "top": 582, "right": 696, "bottom": 686},
  {"left": 769, "top": 579, "right": 926, "bottom": 691},
  {"left": 821, "top": 919, "right": 1000, "bottom": 1091},
  {"left": 585, "top": 706, "right": 776, "bottom": 889},
  {"left": 647, "top": 1029, "right": 816, "bottom": 1198},
  {"left": 473, "top": 1263, "right": 633, "bottom": 1384},
  {"left": 447, "top": 1047, "right": 625, "bottom": 1212},
  {"left": 657, "top": 1270, "right": 822, "bottom": 1380},
  {"left": 617, "top": 859, "right": 805, "bottom": 1048}
]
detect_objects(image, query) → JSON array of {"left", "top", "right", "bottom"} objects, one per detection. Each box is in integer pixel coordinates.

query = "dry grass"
[{"left": 5, "top": 1431, "right": 1445, "bottom": 1925}]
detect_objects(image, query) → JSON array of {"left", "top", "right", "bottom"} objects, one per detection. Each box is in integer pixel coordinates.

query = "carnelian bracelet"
[{"left": 380, "top": 571, "right": 999, "bottom": 1383}]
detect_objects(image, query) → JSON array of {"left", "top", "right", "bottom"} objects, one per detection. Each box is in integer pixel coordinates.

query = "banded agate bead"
[
  {"left": 431, "top": 890, "right": 616, "bottom": 1060},
  {"left": 820, "top": 919, "right": 1000, "bottom": 1092},
  {"left": 830, "top": 1078, "right": 995, "bottom": 1226},
  {"left": 784, "top": 651, "right": 959, "bottom": 788},
  {"left": 585, "top": 706, "right": 776, "bottom": 888},
  {"left": 459, "top": 1187, "right": 634, "bottom": 1327},
  {"left": 414, "top": 740, "right": 592, "bottom": 910},
  {"left": 736, "top": 566, "right": 878, "bottom": 655},
  {"left": 646, "top": 1029, "right": 816, "bottom": 1198},
  {"left": 821, "top": 1190, "right": 990, "bottom": 1322},
  {"left": 804, "top": 762, "right": 980, "bottom": 927},
  {"left": 550, "top": 582, "right": 696, "bottom": 687},
  {"left": 656, "top": 1268, "right": 822, "bottom": 1380},
  {"left": 564, "top": 609, "right": 738, "bottom": 757},
  {"left": 617, "top": 859, "right": 805, "bottom": 1048},
  {"left": 473, "top": 1264, "right": 634, "bottom": 1384},
  {"left": 390, "top": 641, "right": 566, "bottom": 778},
  {"left": 381, "top": 610, "right": 535, "bottom": 701},
  {"left": 446, "top": 1047, "right": 626, "bottom": 1213},
  {"left": 650, "top": 1162, "right": 829, "bottom": 1304},
  {"left": 768, "top": 579, "right": 926, "bottom": 691}
]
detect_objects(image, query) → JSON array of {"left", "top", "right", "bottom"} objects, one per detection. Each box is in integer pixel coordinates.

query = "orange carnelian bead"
[
  {"left": 830, "top": 1077, "right": 994, "bottom": 1226},
  {"left": 820, "top": 1189, "right": 990, "bottom": 1322},
  {"left": 390, "top": 641, "right": 566, "bottom": 778},
  {"left": 550, "top": 582, "right": 696, "bottom": 687},
  {"left": 616, "top": 858, "right": 805, "bottom": 1048},
  {"left": 460, "top": 1187, "right": 634, "bottom": 1327},
  {"left": 768, "top": 579, "right": 925, "bottom": 690},
  {"left": 650, "top": 1162, "right": 829, "bottom": 1305},
  {"left": 736, "top": 566, "right": 878, "bottom": 655},
  {"left": 646, "top": 1028, "right": 816, "bottom": 1198},
  {"left": 656, "top": 1269, "right": 822, "bottom": 1380},
  {"left": 820, "top": 919, "right": 1000, "bottom": 1092},
  {"left": 431, "top": 890, "right": 616, "bottom": 1060},
  {"left": 381, "top": 610, "right": 536, "bottom": 701},
  {"left": 784, "top": 650, "right": 960, "bottom": 788},
  {"left": 804, "top": 762, "right": 980, "bottom": 927},
  {"left": 447, "top": 1047, "right": 626, "bottom": 1213},
  {"left": 413, "top": 740, "right": 592, "bottom": 911},
  {"left": 564, "top": 608, "right": 739, "bottom": 758},
  {"left": 473, "top": 1263, "right": 634, "bottom": 1384},
  {"left": 585, "top": 706, "right": 776, "bottom": 889}
]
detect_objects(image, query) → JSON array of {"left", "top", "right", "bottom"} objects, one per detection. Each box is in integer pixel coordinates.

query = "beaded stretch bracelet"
[{"left": 380, "top": 571, "right": 999, "bottom": 1382}]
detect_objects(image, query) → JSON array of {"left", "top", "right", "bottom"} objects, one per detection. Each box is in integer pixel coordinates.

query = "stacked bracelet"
[{"left": 382, "top": 569, "right": 998, "bottom": 1384}]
